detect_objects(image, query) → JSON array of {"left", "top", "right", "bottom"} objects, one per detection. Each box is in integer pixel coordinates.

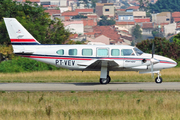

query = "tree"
[
  {"left": 138, "top": 0, "right": 149, "bottom": 11},
  {"left": 136, "top": 37, "right": 180, "bottom": 63},
  {"left": 45, "top": 18, "right": 70, "bottom": 44},
  {"left": 97, "top": 15, "right": 115, "bottom": 26},
  {"left": 148, "top": 0, "right": 180, "bottom": 13},
  {"left": 132, "top": 24, "right": 142, "bottom": 43},
  {"left": 173, "top": 33, "right": 180, "bottom": 45},
  {"left": 72, "top": 15, "right": 87, "bottom": 19},
  {"left": 91, "top": 0, "right": 98, "bottom": 8},
  {"left": 146, "top": 12, "right": 152, "bottom": 21},
  {"left": 152, "top": 28, "right": 164, "bottom": 38},
  {"left": 0, "top": 0, "right": 70, "bottom": 45}
]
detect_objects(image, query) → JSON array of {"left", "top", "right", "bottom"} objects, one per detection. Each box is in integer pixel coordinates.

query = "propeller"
[{"left": 151, "top": 42, "right": 155, "bottom": 79}]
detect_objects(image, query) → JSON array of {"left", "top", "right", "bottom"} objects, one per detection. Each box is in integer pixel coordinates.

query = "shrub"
[{"left": 0, "top": 56, "right": 63, "bottom": 73}]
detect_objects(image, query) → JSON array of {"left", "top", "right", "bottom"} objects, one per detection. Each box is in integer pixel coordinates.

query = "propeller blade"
[
  {"left": 152, "top": 42, "right": 154, "bottom": 58},
  {"left": 151, "top": 42, "right": 155, "bottom": 79},
  {"left": 151, "top": 61, "right": 154, "bottom": 79}
]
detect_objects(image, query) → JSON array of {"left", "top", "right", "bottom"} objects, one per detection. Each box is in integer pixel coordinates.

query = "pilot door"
[{"left": 121, "top": 49, "right": 141, "bottom": 67}]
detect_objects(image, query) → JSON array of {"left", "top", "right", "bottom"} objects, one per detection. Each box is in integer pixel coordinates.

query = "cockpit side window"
[
  {"left": 121, "top": 49, "right": 135, "bottom": 56},
  {"left": 133, "top": 48, "right": 144, "bottom": 56}
]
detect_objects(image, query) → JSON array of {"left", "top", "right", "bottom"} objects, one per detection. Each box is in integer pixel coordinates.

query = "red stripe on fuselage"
[
  {"left": 11, "top": 39, "right": 36, "bottom": 42},
  {"left": 160, "top": 61, "right": 176, "bottom": 64},
  {"left": 20, "top": 55, "right": 92, "bottom": 60},
  {"left": 101, "top": 58, "right": 144, "bottom": 60}
]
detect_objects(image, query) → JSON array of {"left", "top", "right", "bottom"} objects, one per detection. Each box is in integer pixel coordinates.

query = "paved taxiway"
[{"left": 0, "top": 82, "right": 180, "bottom": 91}]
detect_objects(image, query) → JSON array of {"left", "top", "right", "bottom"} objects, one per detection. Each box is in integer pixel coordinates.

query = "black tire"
[
  {"left": 100, "top": 75, "right": 111, "bottom": 84},
  {"left": 107, "top": 75, "right": 111, "bottom": 83},
  {"left": 155, "top": 77, "right": 162, "bottom": 83}
]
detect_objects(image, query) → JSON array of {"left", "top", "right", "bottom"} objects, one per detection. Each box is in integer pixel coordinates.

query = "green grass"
[
  {"left": 0, "top": 68, "right": 179, "bottom": 83},
  {"left": 0, "top": 91, "right": 180, "bottom": 120}
]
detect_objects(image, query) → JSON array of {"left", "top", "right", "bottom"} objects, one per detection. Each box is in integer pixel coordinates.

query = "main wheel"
[
  {"left": 100, "top": 78, "right": 109, "bottom": 84},
  {"left": 155, "top": 77, "right": 162, "bottom": 83},
  {"left": 100, "top": 75, "right": 111, "bottom": 84},
  {"left": 107, "top": 75, "right": 111, "bottom": 83}
]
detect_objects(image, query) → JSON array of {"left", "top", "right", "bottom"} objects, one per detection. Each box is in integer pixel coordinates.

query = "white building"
[
  {"left": 40, "top": 0, "right": 67, "bottom": 6},
  {"left": 164, "top": 23, "right": 176, "bottom": 37},
  {"left": 63, "top": 21, "right": 84, "bottom": 35}
]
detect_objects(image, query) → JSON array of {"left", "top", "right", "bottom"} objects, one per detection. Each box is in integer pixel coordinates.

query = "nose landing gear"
[{"left": 155, "top": 72, "right": 162, "bottom": 83}]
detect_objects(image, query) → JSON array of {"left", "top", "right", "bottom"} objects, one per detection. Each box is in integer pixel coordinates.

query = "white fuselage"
[{"left": 14, "top": 44, "right": 177, "bottom": 72}]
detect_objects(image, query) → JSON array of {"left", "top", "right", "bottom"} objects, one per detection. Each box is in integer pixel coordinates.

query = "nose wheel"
[
  {"left": 155, "top": 72, "right": 162, "bottom": 84},
  {"left": 155, "top": 77, "right": 162, "bottom": 83}
]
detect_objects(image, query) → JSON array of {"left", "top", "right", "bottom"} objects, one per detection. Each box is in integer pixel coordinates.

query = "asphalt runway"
[{"left": 0, "top": 82, "right": 180, "bottom": 91}]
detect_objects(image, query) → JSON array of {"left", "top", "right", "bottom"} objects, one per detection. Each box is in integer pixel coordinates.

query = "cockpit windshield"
[{"left": 133, "top": 48, "right": 144, "bottom": 56}]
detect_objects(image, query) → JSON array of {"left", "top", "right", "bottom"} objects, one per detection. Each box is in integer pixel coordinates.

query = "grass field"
[
  {"left": 0, "top": 68, "right": 179, "bottom": 83},
  {"left": 0, "top": 91, "right": 180, "bottom": 120},
  {"left": 0, "top": 67, "right": 180, "bottom": 119}
]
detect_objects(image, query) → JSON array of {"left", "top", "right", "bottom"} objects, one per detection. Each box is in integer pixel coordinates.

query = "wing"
[{"left": 78, "top": 59, "right": 122, "bottom": 71}]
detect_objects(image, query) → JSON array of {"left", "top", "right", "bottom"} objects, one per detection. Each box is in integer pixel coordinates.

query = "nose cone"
[
  {"left": 171, "top": 59, "right": 177, "bottom": 67},
  {"left": 141, "top": 53, "right": 177, "bottom": 69},
  {"left": 157, "top": 56, "right": 177, "bottom": 69}
]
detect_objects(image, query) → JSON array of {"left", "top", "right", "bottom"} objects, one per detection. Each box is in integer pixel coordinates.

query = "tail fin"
[{"left": 4, "top": 18, "right": 40, "bottom": 53}]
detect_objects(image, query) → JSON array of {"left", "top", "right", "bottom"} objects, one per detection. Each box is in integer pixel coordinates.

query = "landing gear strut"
[
  {"left": 155, "top": 72, "right": 162, "bottom": 83},
  {"left": 99, "top": 61, "right": 111, "bottom": 84}
]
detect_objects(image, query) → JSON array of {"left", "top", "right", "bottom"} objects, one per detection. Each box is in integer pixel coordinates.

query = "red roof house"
[
  {"left": 61, "top": 11, "right": 78, "bottom": 16},
  {"left": 172, "top": 12, "right": 180, "bottom": 23},
  {"left": 44, "top": 9, "right": 61, "bottom": 16},
  {"left": 92, "top": 26, "right": 123, "bottom": 43},
  {"left": 134, "top": 18, "right": 151, "bottom": 23},
  {"left": 142, "top": 23, "right": 154, "bottom": 29},
  {"left": 82, "top": 19, "right": 97, "bottom": 26},
  {"left": 116, "top": 9, "right": 126, "bottom": 11},
  {"left": 172, "top": 12, "right": 180, "bottom": 18},
  {"left": 116, "top": 21, "right": 135, "bottom": 25},
  {"left": 75, "top": 9, "right": 93, "bottom": 14},
  {"left": 61, "top": 11, "right": 78, "bottom": 21}
]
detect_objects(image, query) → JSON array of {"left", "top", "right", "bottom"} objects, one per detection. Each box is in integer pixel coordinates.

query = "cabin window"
[
  {"left": 97, "top": 48, "right": 108, "bottom": 57},
  {"left": 56, "top": 49, "right": 64, "bottom": 55},
  {"left": 121, "top": 49, "right": 135, "bottom": 56},
  {"left": 82, "top": 49, "right": 93, "bottom": 56},
  {"left": 111, "top": 49, "right": 120, "bottom": 56},
  {"left": 69, "top": 49, "right": 77, "bottom": 55}
]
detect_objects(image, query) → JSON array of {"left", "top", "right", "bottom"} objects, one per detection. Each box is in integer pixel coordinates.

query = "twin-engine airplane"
[{"left": 4, "top": 18, "right": 177, "bottom": 84}]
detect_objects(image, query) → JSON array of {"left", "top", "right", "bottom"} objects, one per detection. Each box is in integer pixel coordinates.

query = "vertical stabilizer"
[{"left": 4, "top": 18, "right": 40, "bottom": 53}]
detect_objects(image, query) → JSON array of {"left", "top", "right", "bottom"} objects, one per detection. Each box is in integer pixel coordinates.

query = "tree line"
[{"left": 0, "top": 0, "right": 70, "bottom": 45}]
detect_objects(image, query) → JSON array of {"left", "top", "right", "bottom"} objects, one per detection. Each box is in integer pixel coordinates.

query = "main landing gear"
[
  {"left": 155, "top": 72, "right": 162, "bottom": 84},
  {"left": 99, "top": 61, "right": 111, "bottom": 84}
]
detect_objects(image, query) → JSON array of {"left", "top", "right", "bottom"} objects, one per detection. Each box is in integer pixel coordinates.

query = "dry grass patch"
[
  {"left": 0, "top": 91, "right": 180, "bottom": 120},
  {"left": 0, "top": 68, "right": 179, "bottom": 83}
]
